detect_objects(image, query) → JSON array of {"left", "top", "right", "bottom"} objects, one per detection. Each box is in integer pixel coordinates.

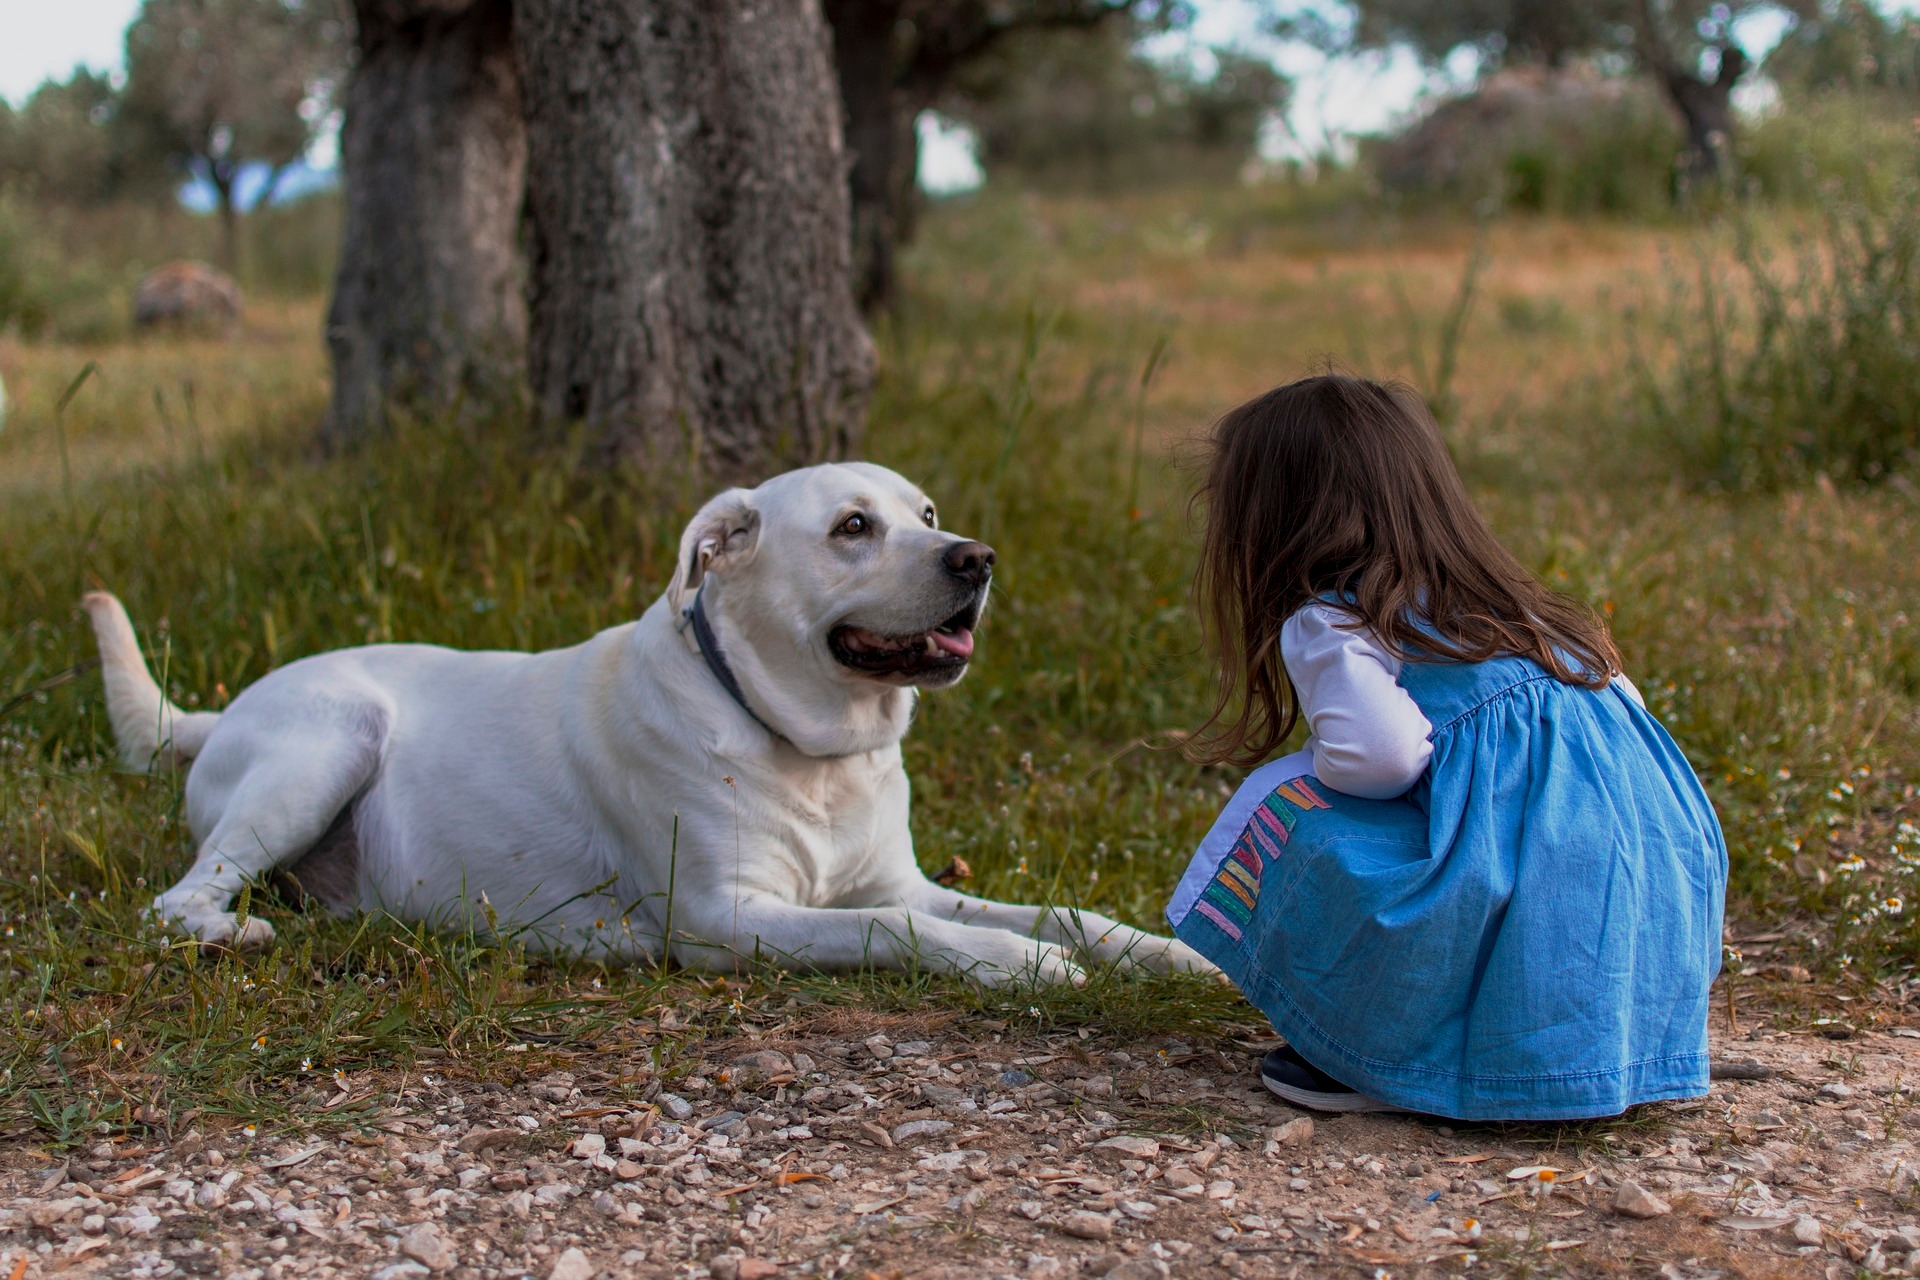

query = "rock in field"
[{"left": 132, "top": 261, "right": 243, "bottom": 330}]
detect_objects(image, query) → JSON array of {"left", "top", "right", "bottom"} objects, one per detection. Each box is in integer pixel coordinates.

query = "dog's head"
[{"left": 667, "top": 463, "right": 993, "bottom": 756}]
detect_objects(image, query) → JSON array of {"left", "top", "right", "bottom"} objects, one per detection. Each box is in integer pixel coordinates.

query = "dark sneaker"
[{"left": 1260, "top": 1045, "right": 1408, "bottom": 1114}]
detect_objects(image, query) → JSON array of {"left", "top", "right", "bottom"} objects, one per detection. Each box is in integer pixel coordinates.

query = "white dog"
[{"left": 85, "top": 462, "right": 1213, "bottom": 985}]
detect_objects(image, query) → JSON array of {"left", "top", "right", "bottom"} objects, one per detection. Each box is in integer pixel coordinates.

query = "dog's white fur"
[{"left": 85, "top": 462, "right": 1213, "bottom": 985}]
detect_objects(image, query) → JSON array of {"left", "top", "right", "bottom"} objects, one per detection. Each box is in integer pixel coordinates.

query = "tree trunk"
[
  {"left": 828, "top": 2, "right": 905, "bottom": 313},
  {"left": 515, "top": 0, "right": 875, "bottom": 475},
  {"left": 1659, "top": 45, "right": 1746, "bottom": 190},
  {"left": 322, "top": 0, "right": 527, "bottom": 448},
  {"left": 211, "top": 166, "right": 239, "bottom": 273}
]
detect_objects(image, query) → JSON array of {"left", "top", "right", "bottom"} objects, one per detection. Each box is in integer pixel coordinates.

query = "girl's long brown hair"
[{"left": 1189, "top": 373, "right": 1621, "bottom": 767}]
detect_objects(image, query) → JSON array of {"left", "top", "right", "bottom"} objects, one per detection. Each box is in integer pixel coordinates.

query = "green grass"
[{"left": 4, "top": 181, "right": 1920, "bottom": 1144}]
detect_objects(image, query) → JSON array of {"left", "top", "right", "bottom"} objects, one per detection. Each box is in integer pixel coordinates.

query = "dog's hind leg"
[{"left": 153, "top": 705, "right": 385, "bottom": 950}]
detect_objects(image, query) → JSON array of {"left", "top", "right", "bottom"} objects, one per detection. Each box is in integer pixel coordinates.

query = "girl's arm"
[{"left": 1280, "top": 603, "right": 1432, "bottom": 799}]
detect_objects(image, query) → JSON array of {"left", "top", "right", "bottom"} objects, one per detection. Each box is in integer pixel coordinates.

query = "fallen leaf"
[
  {"left": 1545, "top": 1240, "right": 1588, "bottom": 1251},
  {"left": 712, "top": 1180, "right": 761, "bottom": 1198},
  {"left": 852, "top": 1193, "right": 908, "bottom": 1215},
  {"left": 1440, "top": 1153, "right": 1498, "bottom": 1164},
  {"left": 774, "top": 1169, "right": 826, "bottom": 1187},
  {"left": 1721, "top": 1215, "right": 1794, "bottom": 1231}
]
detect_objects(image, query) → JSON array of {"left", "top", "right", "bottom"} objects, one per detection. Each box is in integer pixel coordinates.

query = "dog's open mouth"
[{"left": 829, "top": 607, "right": 978, "bottom": 682}]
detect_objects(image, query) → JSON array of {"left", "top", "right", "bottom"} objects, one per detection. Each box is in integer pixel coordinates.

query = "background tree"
[
  {"left": 514, "top": 0, "right": 875, "bottom": 473},
  {"left": 1765, "top": 0, "right": 1920, "bottom": 92},
  {"left": 1299, "top": 0, "right": 1819, "bottom": 185},
  {"left": 122, "top": 0, "right": 349, "bottom": 267},
  {"left": 0, "top": 70, "right": 174, "bottom": 205},
  {"left": 945, "top": 24, "right": 1286, "bottom": 189},
  {"left": 321, "top": 0, "right": 526, "bottom": 446},
  {"left": 823, "top": 1, "right": 1184, "bottom": 312}
]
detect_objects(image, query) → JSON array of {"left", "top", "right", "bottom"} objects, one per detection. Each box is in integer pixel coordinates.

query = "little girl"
[{"left": 1167, "top": 374, "right": 1727, "bottom": 1120}]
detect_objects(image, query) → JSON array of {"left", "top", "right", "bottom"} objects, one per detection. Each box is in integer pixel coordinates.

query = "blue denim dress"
[{"left": 1167, "top": 653, "right": 1728, "bottom": 1121}]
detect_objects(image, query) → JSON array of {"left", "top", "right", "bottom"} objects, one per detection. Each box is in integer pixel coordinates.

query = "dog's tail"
[{"left": 82, "top": 592, "right": 220, "bottom": 771}]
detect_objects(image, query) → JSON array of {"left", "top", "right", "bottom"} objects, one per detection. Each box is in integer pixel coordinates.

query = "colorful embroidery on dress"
[{"left": 1193, "top": 777, "right": 1337, "bottom": 940}]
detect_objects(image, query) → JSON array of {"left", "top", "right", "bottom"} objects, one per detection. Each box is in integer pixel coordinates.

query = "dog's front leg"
[
  {"left": 896, "top": 879, "right": 1219, "bottom": 977},
  {"left": 666, "top": 890, "right": 1084, "bottom": 987}
]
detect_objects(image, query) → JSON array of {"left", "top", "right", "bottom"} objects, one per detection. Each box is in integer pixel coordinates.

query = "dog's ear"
[{"left": 670, "top": 488, "right": 760, "bottom": 611}]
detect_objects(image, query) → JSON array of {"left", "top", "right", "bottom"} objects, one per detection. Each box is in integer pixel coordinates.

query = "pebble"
[
  {"left": 1794, "top": 1215, "right": 1824, "bottom": 1246},
  {"left": 1058, "top": 1209, "right": 1116, "bottom": 1240},
  {"left": 1094, "top": 1135, "right": 1160, "bottom": 1160},
  {"left": 1613, "top": 1181, "right": 1673, "bottom": 1220},
  {"left": 399, "top": 1222, "right": 457, "bottom": 1272},
  {"left": 711, "top": 1259, "right": 782, "bottom": 1280},
  {"left": 660, "top": 1093, "right": 695, "bottom": 1120},
  {"left": 1267, "top": 1117, "right": 1314, "bottom": 1148},
  {"left": 731, "top": 1049, "right": 794, "bottom": 1075},
  {"left": 457, "top": 1127, "right": 517, "bottom": 1153},
  {"left": 548, "top": 1247, "right": 595, "bottom": 1280},
  {"left": 570, "top": 1133, "right": 607, "bottom": 1159},
  {"left": 921, "top": 1082, "right": 972, "bottom": 1110},
  {"left": 1819, "top": 1082, "right": 1856, "bottom": 1101},
  {"left": 892, "top": 1119, "right": 954, "bottom": 1143},
  {"left": 371, "top": 1266, "right": 430, "bottom": 1280}
]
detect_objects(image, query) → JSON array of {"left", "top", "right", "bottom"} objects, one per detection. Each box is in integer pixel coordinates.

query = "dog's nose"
[{"left": 942, "top": 540, "right": 995, "bottom": 586}]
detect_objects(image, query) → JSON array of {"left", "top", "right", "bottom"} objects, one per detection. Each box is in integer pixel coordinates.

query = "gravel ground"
[{"left": 4, "top": 1008, "right": 1919, "bottom": 1279}]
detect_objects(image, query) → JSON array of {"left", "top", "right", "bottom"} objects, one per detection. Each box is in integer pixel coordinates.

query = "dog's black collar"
[{"left": 688, "top": 588, "right": 791, "bottom": 747}]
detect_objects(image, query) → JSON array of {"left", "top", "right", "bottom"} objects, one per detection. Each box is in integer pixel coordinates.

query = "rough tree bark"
[
  {"left": 323, "top": 0, "right": 527, "bottom": 447},
  {"left": 514, "top": 0, "right": 875, "bottom": 474}
]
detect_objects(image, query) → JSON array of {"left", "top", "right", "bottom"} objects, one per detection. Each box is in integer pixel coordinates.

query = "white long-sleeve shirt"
[{"left": 1281, "top": 602, "right": 1644, "bottom": 800}]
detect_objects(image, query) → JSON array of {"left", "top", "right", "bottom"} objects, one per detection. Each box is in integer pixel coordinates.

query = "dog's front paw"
[
  {"left": 964, "top": 938, "right": 1085, "bottom": 989},
  {"left": 148, "top": 896, "right": 277, "bottom": 952},
  {"left": 1085, "top": 926, "right": 1221, "bottom": 978},
  {"left": 1152, "top": 937, "right": 1224, "bottom": 979}
]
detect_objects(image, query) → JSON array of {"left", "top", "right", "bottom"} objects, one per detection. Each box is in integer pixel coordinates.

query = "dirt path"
[{"left": 3, "top": 1011, "right": 1917, "bottom": 1279}]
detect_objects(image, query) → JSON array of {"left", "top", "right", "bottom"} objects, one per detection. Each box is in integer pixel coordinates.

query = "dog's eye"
[
  {"left": 835, "top": 513, "right": 869, "bottom": 537},
  {"left": 923, "top": 507, "right": 937, "bottom": 528}
]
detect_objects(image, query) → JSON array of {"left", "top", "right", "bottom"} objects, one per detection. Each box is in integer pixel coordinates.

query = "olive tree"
[{"left": 122, "top": 0, "right": 348, "bottom": 267}]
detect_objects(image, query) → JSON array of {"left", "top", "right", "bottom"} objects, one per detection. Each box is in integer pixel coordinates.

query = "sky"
[{"left": 7, "top": 0, "right": 1916, "bottom": 198}]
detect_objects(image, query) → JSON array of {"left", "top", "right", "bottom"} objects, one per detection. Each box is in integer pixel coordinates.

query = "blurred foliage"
[
  {"left": 0, "top": 192, "right": 341, "bottom": 340},
  {"left": 1736, "top": 88, "right": 1920, "bottom": 205},
  {"left": 1765, "top": 0, "right": 1920, "bottom": 93},
  {"left": 1627, "top": 168, "right": 1920, "bottom": 490},
  {"left": 1369, "top": 66, "right": 1684, "bottom": 217},
  {"left": 943, "top": 21, "right": 1287, "bottom": 190},
  {"left": 0, "top": 70, "right": 176, "bottom": 207}
]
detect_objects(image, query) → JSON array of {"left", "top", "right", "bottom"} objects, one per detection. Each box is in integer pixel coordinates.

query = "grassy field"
[{"left": 2, "top": 183, "right": 1917, "bottom": 1141}]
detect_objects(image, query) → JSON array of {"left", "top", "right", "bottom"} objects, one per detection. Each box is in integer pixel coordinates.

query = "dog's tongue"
[{"left": 930, "top": 627, "right": 974, "bottom": 659}]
